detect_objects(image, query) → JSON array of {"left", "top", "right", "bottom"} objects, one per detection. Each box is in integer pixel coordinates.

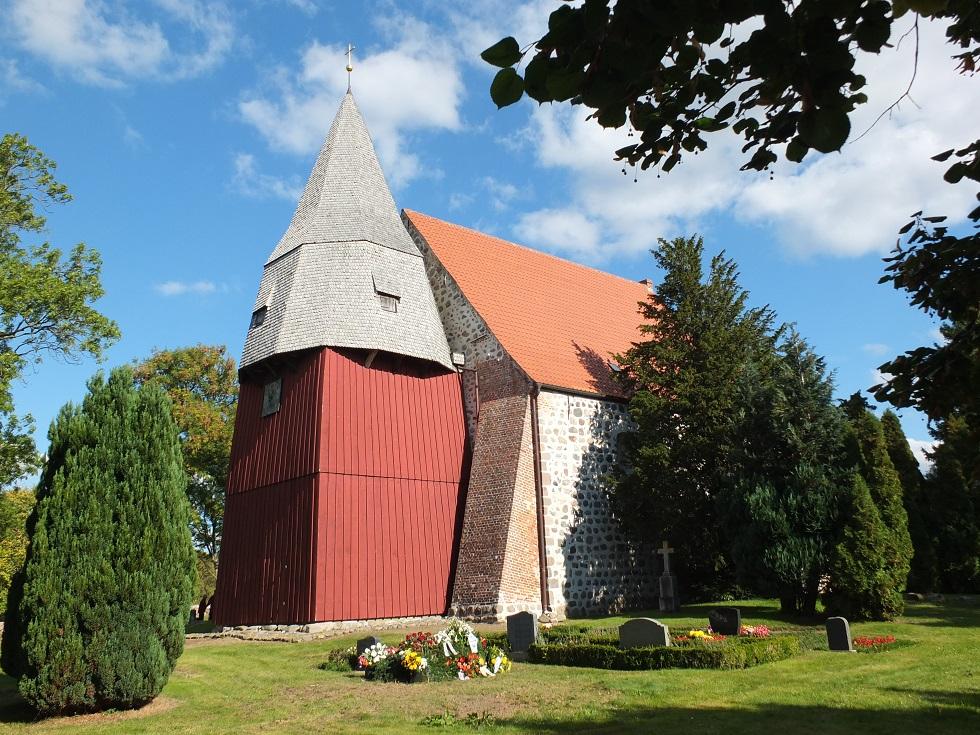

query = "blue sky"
[{"left": 2, "top": 0, "right": 975, "bottom": 470}]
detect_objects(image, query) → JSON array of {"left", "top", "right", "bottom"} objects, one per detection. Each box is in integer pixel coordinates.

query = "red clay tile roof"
[{"left": 404, "top": 209, "right": 651, "bottom": 398}]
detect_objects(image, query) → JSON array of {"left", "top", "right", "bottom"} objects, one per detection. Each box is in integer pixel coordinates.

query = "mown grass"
[{"left": 0, "top": 598, "right": 977, "bottom": 734}]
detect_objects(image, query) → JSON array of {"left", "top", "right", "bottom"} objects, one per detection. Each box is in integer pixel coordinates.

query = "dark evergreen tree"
[
  {"left": 881, "top": 410, "right": 937, "bottom": 591},
  {"left": 721, "top": 331, "right": 846, "bottom": 615},
  {"left": 825, "top": 472, "right": 899, "bottom": 620},
  {"left": 827, "top": 398, "right": 913, "bottom": 619},
  {"left": 1, "top": 368, "right": 195, "bottom": 714},
  {"left": 925, "top": 415, "right": 980, "bottom": 592},
  {"left": 612, "top": 236, "right": 777, "bottom": 595}
]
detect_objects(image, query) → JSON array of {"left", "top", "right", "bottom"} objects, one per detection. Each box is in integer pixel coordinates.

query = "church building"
[{"left": 215, "top": 90, "right": 655, "bottom": 627}]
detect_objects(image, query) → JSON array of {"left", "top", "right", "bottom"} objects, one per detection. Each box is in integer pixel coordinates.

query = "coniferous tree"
[
  {"left": 881, "top": 410, "right": 937, "bottom": 591},
  {"left": 926, "top": 415, "right": 980, "bottom": 592},
  {"left": 1, "top": 368, "right": 195, "bottom": 714},
  {"left": 827, "top": 397, "right": 913, "bottom": 619},
  {"left": 721, "top": 331, "right": 846, "bottom": 615},
  {"left": 825, "top": 473, "right": 898, "bottom": 620},
  {"left": 612, "top": 236, "right": 777, "bottom": 594}
]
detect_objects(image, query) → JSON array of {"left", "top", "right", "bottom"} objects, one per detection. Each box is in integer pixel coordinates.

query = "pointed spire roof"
[
  {"left": 266, "top": 92, "right": 420, "bottom": 264},
  {"left": 240, "top": 93, "right": 454, "bottom": 371}
]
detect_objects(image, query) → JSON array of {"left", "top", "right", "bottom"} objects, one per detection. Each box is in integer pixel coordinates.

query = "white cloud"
[
  {"left": 870, "top": 367, "right": 893, "bottom": 387},
  {"left": 506, "top": 17, "right": 975, "bottom": 262},
  {"left": 448, "top": 192, "right": 475, "bottom": 211},
  {"left": 908, "top": 438, "right": 936, "bottom": 473},
  {"left": 8, "top": 0, "right": 234, "bottom": 86},
  {"left": 863, "top": 343, "right": 890, "bottom": 356},
  {"left": 155, "top": 280, "right": 222, "bottom": 296},
  {"left": 279, "top": 0, "right": 317, "bottom": 15},
  {"left": 0, "top": 58, "right": 45, "bottom": 97},
  {"left": 231, "top": 152, "right": 303, "bottom": 201},
  {"left": 239, "top": 22, "right": 464, "bottom": 188}
]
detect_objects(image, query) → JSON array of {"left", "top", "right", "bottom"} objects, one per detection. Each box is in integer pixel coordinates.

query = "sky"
[{"left": 1, "top": 0, "right": 975, "bottom": 472}]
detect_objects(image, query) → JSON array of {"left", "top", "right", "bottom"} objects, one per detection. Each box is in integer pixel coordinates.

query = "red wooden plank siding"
[{"left": 216, "top": 346, "right": 469, "bottom": 626}]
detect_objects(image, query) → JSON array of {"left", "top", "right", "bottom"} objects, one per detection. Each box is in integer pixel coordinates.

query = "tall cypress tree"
[
  {"left": 880, "top": 410, "right": 937, "bottom": 591},
  {"left": 612, "top": 236, "right": 777, "bottom": 595},
  {"left": 1, "top": 368, "right": 195, "bottom": 714},
  {"left": 827, "top": 397, "right": 913, "bottom": 619},
  {"left": 926, "top": 415, "right": 980, "bottom": 592}
]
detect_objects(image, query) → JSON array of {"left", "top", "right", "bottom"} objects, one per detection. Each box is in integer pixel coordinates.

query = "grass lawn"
[{"left": 0, "top": 598, "right": 977, "bottom": 734}]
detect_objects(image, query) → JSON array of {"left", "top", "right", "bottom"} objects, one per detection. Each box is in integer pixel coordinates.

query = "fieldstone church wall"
[
  {"left": 405, "top": 216, "right": 654, "bottom": 621},
  {"left": 537, "top": 390, "right": 656, "bottom": 617}
]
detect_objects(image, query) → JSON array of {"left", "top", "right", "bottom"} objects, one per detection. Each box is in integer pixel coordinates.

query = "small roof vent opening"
[
  {"left": 250, "top": 306, "right": 268, "bottom": 329},
  {"left": 378, "top": 293, "right": 399, "bottom": 313}
]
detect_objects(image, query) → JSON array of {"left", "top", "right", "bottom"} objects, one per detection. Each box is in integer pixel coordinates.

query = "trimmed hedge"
[{"left": 527, "top": 635, "right": 801, "bottom": 670}]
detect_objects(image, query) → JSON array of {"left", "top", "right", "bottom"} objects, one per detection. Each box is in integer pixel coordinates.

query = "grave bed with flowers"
[
  {"left": 528, "top": 623, "right": 800, "bottom": 671},
  {"left": 328, "top": 619, "right": 512, "bottom": 684}
]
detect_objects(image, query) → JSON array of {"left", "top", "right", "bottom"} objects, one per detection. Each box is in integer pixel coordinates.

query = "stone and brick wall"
[
  {"left": 536, "top": 390, "right": 656, "bottom": 618},
  {"left": 405, "top": 216, "right": 654, "bottom": 621}
]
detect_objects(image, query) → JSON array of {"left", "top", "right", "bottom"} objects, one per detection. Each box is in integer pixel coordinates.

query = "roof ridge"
[{"left": 403, "top": 209, "right": 652, "bottom": 292}]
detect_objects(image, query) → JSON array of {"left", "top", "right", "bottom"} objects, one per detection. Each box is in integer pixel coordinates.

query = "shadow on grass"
[
  {"left": 500, "top": 699, "right": 980, "bottom": 735},
  {"left": 0, "top": 673, "right": 36, "bottom": 724},
  {"left": 903, "top": 598, "right": 980, "bottom": 628}
]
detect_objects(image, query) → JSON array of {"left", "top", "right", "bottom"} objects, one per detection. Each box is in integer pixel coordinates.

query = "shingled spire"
[{"left": 241, "top": 92, "right": 453, "bottom": 370}]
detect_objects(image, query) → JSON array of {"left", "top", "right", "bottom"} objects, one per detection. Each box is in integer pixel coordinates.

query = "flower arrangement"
[
  {"left": 854, "top": 635, "right": 896, "bottom": 649},
  {"left": 739, "top": 624, "right": 771, "bottom": 638},
  {"left": 674, "top": 628, "right": 726, "bottom": 644},
  {"left": 355, "top": 618, "right": 512, "bottom": 683}
]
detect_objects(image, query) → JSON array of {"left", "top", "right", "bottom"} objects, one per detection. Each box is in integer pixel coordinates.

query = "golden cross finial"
[{"left": 345, "top": 43, "right": 355, "bottom": 91}]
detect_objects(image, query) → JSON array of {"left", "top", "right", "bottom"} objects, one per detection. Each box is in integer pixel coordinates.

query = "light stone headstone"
[
  {"left": 507, "top": 611, "right": 539, "bottom": 653},
  {"left": 708, "top": 607, "right": 741, "bottom": 636},
  {"left": 826, "top": 617, "right": 855, "bottom": 652},
  {"left": 619, "top": 617, "right": 670, "bottom": 648},
  {"left": 356, "top": 636, "right": 382, "bottom": 656}
]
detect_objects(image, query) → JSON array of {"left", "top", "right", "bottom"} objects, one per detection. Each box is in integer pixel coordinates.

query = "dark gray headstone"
[
  {"left": 826, "top": 617, "right": 855, "bottom": 652},
  {"left": 708, "top": 607, "right": 741, "bottom": 636},
  {"left": 507, "top": 611, "right": 539, "bottom": 652},
  {"left": 619, "top": 617, "right": 670, "bottom": 648},
  {"left": 356, "top": 636, "right": 382, "bottom": 655}
]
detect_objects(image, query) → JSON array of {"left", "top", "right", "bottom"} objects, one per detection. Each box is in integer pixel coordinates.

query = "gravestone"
[
  {"left": 619, "top": 618, "right": 670, "bottom": 648},
  {"left": 657, "top": 541, "right": 679, "bottom": 612},
  {"left": 506, "top": 611, "right": 539, "bottom": 653},
  {"left": 356, "top": 636, "right": 382, "bottom": 656},
  {"left": 708, "top": 607, "right": 741, "bottom": 636},
  {"left": 198, "top": 594, "right": 209, "bottom": 621},
  {"left": 826, "top": 617, "right": 855, "bottom": 652}
]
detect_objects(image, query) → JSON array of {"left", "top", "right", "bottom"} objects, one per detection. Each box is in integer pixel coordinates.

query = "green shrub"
[
  {"left": 528, "top": 636, "right": 800, "bottom": 670},
  {"left": 1, "top": 369, "right": 196, "bottom": 715},
  {"left": 318, "top": 647, "right": 356, "bottom": 672}
]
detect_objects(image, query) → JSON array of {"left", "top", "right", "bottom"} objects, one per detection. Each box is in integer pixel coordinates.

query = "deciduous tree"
[
  {"left": 133, "top": 345, "right": 237, "bottom": 559},
  {"left": 0, "top": 133, "right": 119, "bottom": 487}
]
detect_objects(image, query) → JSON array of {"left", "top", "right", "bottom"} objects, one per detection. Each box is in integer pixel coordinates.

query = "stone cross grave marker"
[
  {"left": 507, "top": 611, "right": 539, "bottom": 653},
  {"left": 708, "top": 607, "right": 741, "bottom": 636},
  {"left": 356, "top": 636, "right": 382, "bottom": 656},
  {"left": 825, "top": 617, "right": 855, "bottom": 652},
  {"left": 619, "top": 617, "right": 670, "bottom": 648},
  {"left": 657, "top": 540, "right": 679, "bottom": 612}
]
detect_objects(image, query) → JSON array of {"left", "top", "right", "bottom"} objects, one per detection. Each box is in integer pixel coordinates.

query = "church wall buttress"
[{"left": 536, "top": 390, "right": 657, "bottom": 618}]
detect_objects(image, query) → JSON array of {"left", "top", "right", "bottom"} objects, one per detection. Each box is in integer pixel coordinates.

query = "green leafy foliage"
[
  {"left": 0, "top": 488, "right": 34, "bottom": 613},
  {"left": 0, "top": 368, "right": 195, "bottom": 715},
  {"left": 611, "top": 236, "right": 777, "bottom": 594},
  {"left": 720, "top": 332, "right": 846, "bottom": 615},
  {"left": 528, "top": 636, "right": 801, "bottom": 670},
  {"left": 881, "top": 410, "right": 938, "bottom": 591},
  {"left": 0, "top": 133, "right": 119, "bottom": 488},
  {"left": 825, "top": 401, "right": 913, "bottom": 619},
  {"left": 133, "top": 345, "right": 237, "bottom": 558},
  {"left": 922, "top": 415, "right": 980, "bottom": 592},
  {"left": 482, "top": 1, "right": 979, "bottom": 172}
]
